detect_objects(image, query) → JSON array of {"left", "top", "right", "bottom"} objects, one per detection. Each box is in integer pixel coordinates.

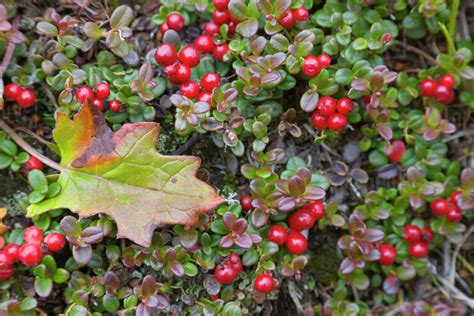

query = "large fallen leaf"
[{"left": 27, "top": 104, "right": 224, "bottom": 246}]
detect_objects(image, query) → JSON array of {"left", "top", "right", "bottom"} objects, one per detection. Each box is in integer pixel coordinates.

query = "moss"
[
  {"left": 307, "top": 244, "right": 341, "bottom": 285},
  {"left": 156, "top": 113, "right": 189, "bottom": 154}
]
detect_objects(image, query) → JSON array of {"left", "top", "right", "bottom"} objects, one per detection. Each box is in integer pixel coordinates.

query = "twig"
[
  {"left": 14, "top": 127, "right": 56, "bottom": 149},
  {"left": 442, "top": 241, "right": 451, "bottom": 277},
  {"left": 170, "top": 133, "right": 199, "bottom": 155},
  {"left": 442, "top": 129, "right": 474, "bottom": 143},
  {"left": 40, "top": 81, "right": 59, "bottom": 110},
  {"left": 0, "top": 17, "right": 19, "bottom": 76},
  {"left": 394, "top": 40, "right": 437, "bottom": 66},
  {"left": 449, "top": 225, "right": 474, "bottom": 284}
]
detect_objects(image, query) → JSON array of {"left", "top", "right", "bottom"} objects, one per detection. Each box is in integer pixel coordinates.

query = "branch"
[
  {"left": 449, "top": 225, "right": 474, "bottom": 284},
  {"left": 0, "top": 16, "right": 20, "bottom": 76},
  {"left": 394, "top": 40, "right": 437, "bottom": 66}
]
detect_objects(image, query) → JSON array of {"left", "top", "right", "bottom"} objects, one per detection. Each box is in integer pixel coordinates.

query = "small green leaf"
[
  {"left": 110, "top": 5, "right": 134, "bottom": 29},
  {"left": 34, "top": 277, "right": 53, "bottom": 297},
  {"left": 36, "top": 22, "right": 58, "bottom": 36}
]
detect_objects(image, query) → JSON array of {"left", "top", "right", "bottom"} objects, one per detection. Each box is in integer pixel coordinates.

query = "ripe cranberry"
[
  {"left": 212, "top": 10, "right": 230, "bottom": 25},
  {"left": 195, "top": 35, "right": 215, "bottom": 54},
  {"left": 201, "top": 73, "right": 221, "bottom": 92},
  {"left": 378, "top": 244, "right": 397, "bottom": 266},
  {"left": 197, "top": 91, "right": 212, "bottom": 106},
  {"left": 421, "top": 227, "right": 434, "bottom": 243},
  {"left": 408, "top": 241, "right": 429, "bottom": 258},
  {"left": 445, "top": 88, "right": 455, "bottom": 104},
  {"left": 289, "top": 209, "right": 316, "bottom": 231},
  {"left": 317, "top": 96, "right": 337, "bottom": 116},
  {"left": 204, "top": 21, "right": 220, "bottom": 35},
  {"left": 450, "top": 190, "right": 463, "bottom": 208},
  {"left": 446, "top": 207, "right": 463, "bottom": 222},
  {"left": 213, "top": 43, "right": 229, "bottom": 61},
  {"left": 169, "top": 63, "right": 191, "bottom": 84},
  {"left": 16, "top": 88, "right": 36, "bottom": 108},
  {"left": 0, "top": 251, "right": 14, "bottom": 265},
  {"left": 267, "top": 225, "right": 288, "bottom": 245},
  {"left": 4, "top": 83, "right": 21, "bottom": 101},
  {"left": 160, "top": 22, "right": 170, "bottom": 34},
  {"left": 278, "top": 10, "right": 295, "bottom": 29},
  {"left": 213, "top": 0, "right": 229, "bottom": 10},
  {"left": 166, "top": 13, "right": 184, "bottom": 31},
  {"left": 311, "top": 112, "right": 328, "bottom": 130},
  {"left": 254, "top": 273, "right": 275, "bottom": 293},
  {"left": 44, "top": 232, "right": 66, "bottom": 253},
  {"left": 294, "top": 7, "right": 310, "bottom": 21},
  {"left": 109, "top": 100, "right": 121, "bottom": 112},
  {"left": 4, "top": 244, "right": 20, "bottom": 263},
  {"left": 434, "top": 84, "right": 452, "bottom": 104},
  {"left": 305, "top": 201, "right": 325, "bottom": 220},
  {"left": 439, "top": 73, "right": 455, "bottom": 88},
  {"left": 18, "top": 243, "right": 43, "bottom": 267},
  {"left": 229, "top": 253, "right": 242, "bottom": 275},
  {"left": 0, "top": 264, "right": 13, "bottom": 281},
  {"left": 336, "top": 98, "right": 354, "bottom": 115},
  {"left": 228, "top": 20, "right": 237, "bottom": 34},
  {"left": 75, "top": 87, "right": 94, "bottom": 104},
  {"left": 285, "top": 231, "right": 308, "bottom": 254},
  {"left": 302, "top": 55, "right": 321, "bottom": 77},
  {"left": 317, "top": 54, "right": 331, "bottom": 68},
  {"left": 430, "top": 198, "right": 450, "bottom": 217},
  {"left": 388, "top": 140, "right": 407, "bottom": 163},
  {"left": 419, "top": 79, "right": 437, "bottom": 97},
  {"left": 23, "top": 226, "right": 43, "bottom": 244},
  {"left": 327, "top": 113, "right": 347, "bottom": 132},
  {"left": 180, "top": 81, "right": 200, "bottom": 99},
  {"left": 214, "top": 262, "right": 236, "bottom": 284},
  {"left": 164, "top": 64, "right": 177, "bottom": 77},
  {"left": 154, "top": 44, "right": 178, "bottom": 66},
  {"left": 240, "top": 195, "right": 253, "bottom": 212},
  {"left": 179, "top": 46, "right": 200, "bottom": 68},
  {"left": 93, "top": 99, "right": 104, "bottom": 111},
  {"left": 95, "top": 82, "right": 110, "bottom": 99},
  {"left": 24, "top": 156, "right": 43, "bottom": 171},
  {"left": 403, "top": 225, "right": 421, "bottom": 242}
]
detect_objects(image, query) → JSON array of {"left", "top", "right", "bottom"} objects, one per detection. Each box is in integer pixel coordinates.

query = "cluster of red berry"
[
  {"left": 20, "top": 155, "right": 43, "bottom": 176},
  {"left": 204, "top": 0, "right": 238, "bottom": 39},
  {"left": 419, "top": 73, "right": 456, "bottom": 105},
  {"left": 430, "top": 190, "right": 464, "bottom": 222},
  {"left": 310, "top": 96, "right": 354, "bottom": 132},
  {"left": 302, "top": 54, "right": 331, "bottom": 78},
  {"left": 213, "top": 253, "right": 242, "bottom": 285},
  {"left": 4, "top": 83, "right": 36, "bottom": 108},
  {"left": 0, "top": 226, "right": 66, "bottom": 281},
  {"left": 277, "top": 7, "right": 310, "bottom": 29},
  {"left": 403, "top": 225, "right": 434, "bottom": 258},
  {"left": 75, "top": 83, "right": 121, "bottom": 112}
]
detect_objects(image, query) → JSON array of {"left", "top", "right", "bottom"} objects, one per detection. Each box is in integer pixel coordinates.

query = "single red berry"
[
  {"left": 213, "top": 43, "right": 229, "bottom": 61},
  {"left": 204, "top": 21, "right": 220, "bottom": 35},
  {"left": 289, "top": 209, "right": 316, "bottom": 231},
  {"left": 0, "top": 251, "right": 14, "bottom": 265},
  {"left": 93, "top": 99, "right": 104, "bottom": 111},
  {"left": 0, "top": 264, "right": 13, "bottom": 281},
  {"left": 229, "top": 253, "right": 242, "bottom": 275},
  {"left": 285, "top": 231, "right": 308, "bottom": 254},
  {"left": 212, "top": 10, "right": 230, "bottom": 25},
  {"left": 180, "top": 81, "right": 200, "bottom": 99},
  {"left": 388, "top": 140, "right": 407, "bottom": 163},
  {"left": 240, "top": 195, "right": 253, "bottom": 212},
  {"left": 164, "top": 64, "right": 177, "bottom": 77},
  {"left": 433, "top": 84, "right": 452, "bottom": 104},
  {"left": 18, "top": 243, "right": 43, "bottom": 267},
  {"left": 23, "top": 226, "right": 43, "bottom": 244},
  {"left": 311, "top": 112, "right": 328, "bottom": 130},
  {"left": 4, "top": 83, "right": 21, "bottom": 101},
  {"left": 445, "top": 88, "right": 455, "bottom": 104},
  {"left": 228, "top": 20, "right": 237, "bottom": 34},
  {"left": 419, "top": 79, "right": 437, "bottom": 97},
  {"left": 302, "top": 55, "right": 321, "bottom": 77},
  {"left": 155, "top": 44, "right": 178, "bottom": 66},
  {"left": 267, "top": 225, "right": 288, "bottom": 245},
  {"left": 378, "top": 244, "right": 397, "bottom": 266},
  {"left": 195, "top": 35, "right": 215, "bottom": 54},
  {"left": 439, "top": 73, "right": 455, "bottom": 88},
  {"left": 179, "top": 46, "right": 200, "bottom": 68},
  {"left": 214, "top": 262, "right": 237, "bottom": 284},
  {"left": 421, "top": 227, "right": 434, "bottom": 243},
  {"left": 317, "top": 54, "right": 331, "bottom": 68},
  {"left": 450, "top": 190, "right": 463, "bottom": 209},
  {"left": 445, "top": 207, "right": 463, "bottom": 222},
  {"left": 408, "top": 241, "right": 429, "bottom": 258},
  {"left": 166, "top": 13, "right": 184, "bottom": 31},
  {"left": 4, "top": 244, "right": 20, "bottom": 263},
  {"left": 24, "top": 156, "right": 43, "bottom": 171},
  {"left": 430, "top": 198, "right": 450, "bottom": 217},
  {"left": 305, "top": 201, "right": 325, "bottom": 220},
  {"left": 254, "top": 273, "right": 275, "bottom": 293},
  {"left": 201, "top": 72, "right": 221, "bottom": 92},
  {"left": 169, "top": 63, "right": 191, "bottom": 84},
  {"left": 95, "top": 83, "right": 110, "bottom": 100},
  {"left": 16, "top": 88, "right": 36, "bottom": 108},
  {"left": 44, "top": 232, "right": 66, "bottom": 253},
  {"left": 160, "top": 22, "right": 170, "bottom": 34},
  {"left": 403, "top": 225, "right": 421, "bottom": 243},
  {"left": 317, "top": 96, "right": 337, "bottom": 117},
  {"left": 109, "top": 100, "right": 121, "bottom": 112},
  {"left": 197, "top": 91, "right": 212, "bottom": 106},
  {"left": 294, "top": 7, "right": 310, "bottom": 21},
  {"left": 327, "top": 113, "right": 347, "bottom": 132},
  {"left": 336, "top": 98, "right": 354, "bottom": 115},
  {"left": 278, "top": 10, "right": 295, "bottom": 29},
  {"left": 213, "top": 0, "right": 229, "bottom": 10},
  {"left": 75, "top": 87, "right": 94, "bottom": 104}
]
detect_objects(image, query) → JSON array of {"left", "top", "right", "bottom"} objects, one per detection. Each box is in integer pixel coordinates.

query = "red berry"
[
  {"left": 421, "top": 227, "right": 434, "bottom": 243},
  {"left": 18, "top": 243, "right": 43, "bottom": 267},
  {"left": 240, "top": 195, "right": 253, "bottom": 212},
  {"left": 228, "top": 20, "right": 237, "bottom": 34},
  {"left": 434, "top": 84, "right": 452, "bottom": 104},
  {"left": 278, "top": 10, "right": 295, "bottom": 30},
  {"left": 403, "top": 225, "right": 421, "bottom": 243},
  {"left": 195, "top": 35, "right": 215, "bottom": 54},
  {"left": 317, "top": 96, "right": 337, "bottom": 117},
  {"left": 294, "top": 7, "right": 310, "bottom": 21},
  {"left": 288, "top": 209, "right": 316, "bottom": 231},
  {"left": 4, "top": 244, "right": 20, "bottom": 263},
  {"left": 213, "top": 0, "right": 229, "bottom": 10},
  {"left": 201, "top": 72, "right": 221, "bottom": 92},
  {"left": 212, "top": 10, "right": 230, "bottom": 25},
  {"left": 254, "top": 273, "right": 275, "bottom": 293},
  {"left": 0, "top": 251, "right": 14, "bottom": 265},
  {"left": 93, "top": 99, "right": 104, "bottom": 111},
  {"left": 302, "top": 55, "right": 321, "bottom": 77},
  {"left": 336, "top": 98, "right": 354, "bottom": 115},
  {"left": 450, "top": 190, "right": 463, "bottom": 209},
  {"left": 408, "top": 241, "right": 429, "bottom": 257},
  {"left": 160, "top": 22, "right": 170, "bottom": 34},
  {"left": 166, "top": 13, "right": 184, "bottom": 31},
  {"left": 311, "top": 112, "right": 328, "bottom": 130},
  {"left": 197, "top": 91, "right": 212, "bottom": 106},
  {"left": 267, "top": 225, "right": 288, "bottom": 245},
  {"left": 23, "top": 226, "right": 43, "bottom": 244},
  {"left": 44, "top": 232, "right": 66, "bottom": 253},
  {"left": 388, "top": 140, "right": 407, "bottom": 163},
  {"left": 363, "top": 95, "right": 372, "bottom": 105},
  {"left": 327, "top": 113, "right": 347, "bottom": 132},
  {"left": 204, "top": 21, "right": 220, "bottom": 35},
  {"left": 213, "top": 43, "right": 229, "bottom": 61},
  {"left": 95, "top": 83, "right": 110, "bottom": 100},
  {"left": 4, "top": 83, "right": 21, "bottom": 101},
  {"left": 109, "top": 100, "right": 121, "bottom": 112},
  {"left": 229, "top": 253, "right": 242, "bottom": 275},
  {"left": 155, "top": 44, "right": 178, "bottom": 66},
  {"left": 169, "top": 63, "right": 191, "bottom": 84},
  {"left": 179, "top": 46, "right": 200, "bottom": 68},
  {"left": 439, "top": 73, "right": 455, "bottom": 88},
  {"left": 305, "top": 201, "right": 325, "bottom": 220},
  {"left": 285, "top": 231, "right": 308, "bottom": 254},
  {"left": 445, "top": 207, "right": 463, "bottom": 222},
  {"left": 214, "top": 262, "right": 236, "bottom": 284},
  {"left": 381, "top": 32, "right": 392, "bottom": 44},
  {"left": 24, "top": 156, "right": 43, "bottom": 171},
  {"left": 0, "top": 264, "right": 13, "bottom": 281},
  {"left": 430, "top": 198, "right": 450, "bottom": 217},
  {"left": 445, "top": 88, "right": 455, "bottom": 104},
  {"left": 419, "top": 79, "right": 437, "bottom": 97},
  {"left": 317, "top": 54, "right": 331, "bottom": 68},
  {"left": 164, "top": 64, "right": 177, "bottom": 77},
  {"left": 180, "top": 81, "right": 200, "bottom": 99},
  {"left": 75, "top": 87, "right": 94, "bottom": 104},
  {"left": 378, "top": 244, "right": 397, "bottom": 266},
  {"left": 16, "top": 88, "right": 36, "bottom": 108}
]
